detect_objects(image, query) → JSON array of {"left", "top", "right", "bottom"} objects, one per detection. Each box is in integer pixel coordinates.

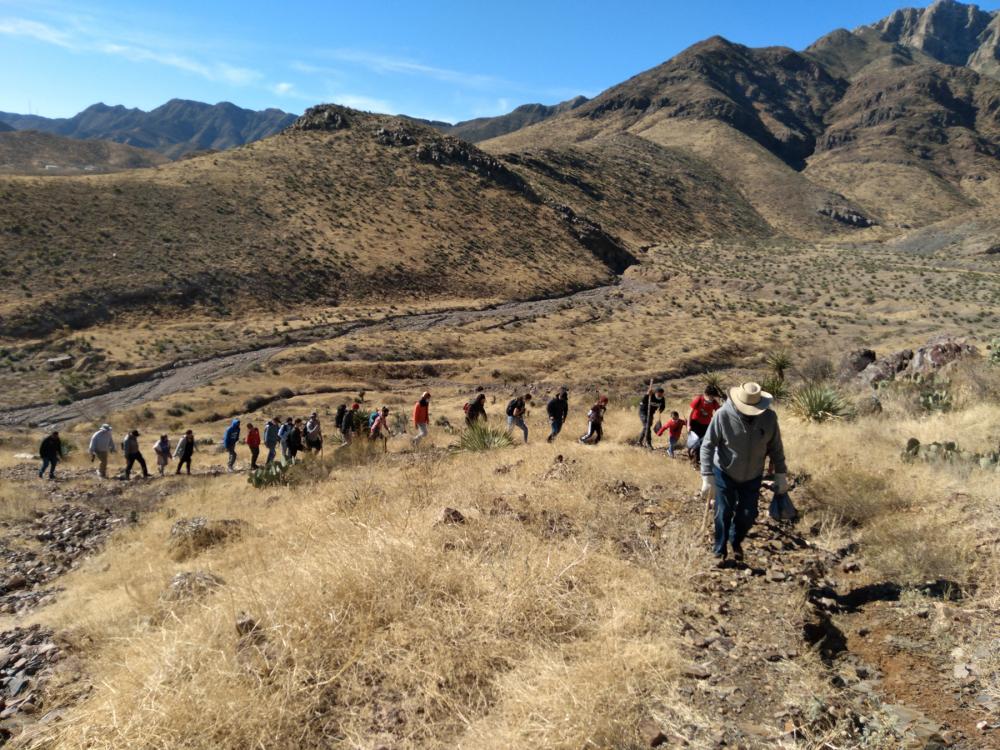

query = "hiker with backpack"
[
  {"left": 174, "top": 430, "right": 196, "bottom": 474},
  {"left": 263, "top": 418, "right": 280, "bottom": 464},
  {"left": 286, "top": 419, "right": 304, "bottom": 461},
  {"left": 688, "top": 385, "right": 722, "bottom": 460},
  {"left": 88, "top": 424, "right": 115, "bottom": 479},
  {"left": 465, "top": 394, "right": 487, "bottom": 426},
  {"left": 341, "top": 404, "right": 360, "bottom": 443},
  {"left": 506, "top": 393, "right": 532, "bottom": 444},
  {"left": 38, "top": 431, "right": 62, "bottom": 480},
  {"left": 370, "top": 406, "right": 393, "bottom": 450},
  {"left": 245, "top": 423, "right": 261, "bottom": 470},
  {"left": 153, "top": 434, "right": 172, "bottom": 476},
  {"left": 223, "top": 418, "right": 241, "bottom": 472},
  {"left": 655, "top": 411, "right": 687, "bottom": 457},
  {"left": 122, "top": 430, "right": 150, "bottom": 480},
  {"left": 334, "top": 404, "right": 347, "bottom": 436},
  {"left": 700, "top": 382, "right": 788, "bottom": 566},
  {"left": 412, "top": 392, "right": 431, "bottom": 446},
  {"left": 546, "top": 387, "right": 569, "bottom": 443},
  {"left": 637, "top": 386, "right": 666, "bottom": 449},
  {"left": 580, "top": 396, "right": 609, "bottom": 444}
]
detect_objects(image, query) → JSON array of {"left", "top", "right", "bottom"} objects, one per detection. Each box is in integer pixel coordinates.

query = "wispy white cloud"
[
  {"left": 272, "top": 82, "right": 295, "bottom": 96},
  {"left": 0, "top": 16, "right": 73, "bottom": 47},
  {"left": 325, "top": 49, "right": 504, "bottom": 89}
]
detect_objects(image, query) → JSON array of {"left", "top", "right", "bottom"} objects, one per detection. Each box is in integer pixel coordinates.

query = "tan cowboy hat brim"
[{"left": 730, "top": 384, "right": 773, "bottom": 416}]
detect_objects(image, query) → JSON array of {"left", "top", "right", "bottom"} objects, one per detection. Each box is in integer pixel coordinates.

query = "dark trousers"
[
  {"left": 125, "top": 452, "right": 149, "bottom": 479},
  {"left": 712, "top": 467, "right": 762, "bottom": 556},
  {"left": 177, "top": 455, "right": 192, "bottom": 474},
  {"left": 580, "top": 423, "right": 603, "bottom": 444},
  {"left": 547, "top": 418, "right": 563, "bottom": 442},
  {"left": 39, "top": 456, "right": 58, "bottom": 478},
  {"left": 638, "top": 411, "right": 656, "bottom": 448},
  {"left": 249, "top": 446, "right": 260, "bottom": 469}
]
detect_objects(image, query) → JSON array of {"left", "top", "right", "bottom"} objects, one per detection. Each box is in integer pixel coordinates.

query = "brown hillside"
[
  {"left": 0, "top": 130, "right": 167, "bottom": 174},
  {"left": 0, "top": 106, "right": 627, "bottom": 339}
]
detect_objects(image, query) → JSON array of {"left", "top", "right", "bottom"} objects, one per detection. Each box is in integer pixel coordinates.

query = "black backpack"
[{"left": 506, "top": 398, "right": 519, "bottom": 417}]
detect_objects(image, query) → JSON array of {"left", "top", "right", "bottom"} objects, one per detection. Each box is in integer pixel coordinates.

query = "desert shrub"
[
  {"left": 809, "top": 468, "right": 908, "bottom": 527},
  {"left": 276, "top": 387, "right": 295, "bottom": 399},
  {"left": 248, "top": 461, "right": 290, "bottom": 489},
  {"left": 459, "top": 422, "right": 514, "bottom": 452},
  {"left": 789, "top": 383, "right": 851, "bottom": 422},
  {"left": 760, "top": 374, "right": 789, "bottom": 402},
  {"left": 798, "top": 356, "right": 834, "bottom": 383},
  {"left": 244, "top": 394, "right": 270, "bottom": 412},
  {"left": 989, "top": 337, "right": 1000, "bottom": 367},
  {"left": 863, "top": 517, "right": 974, "bottom": 586}
]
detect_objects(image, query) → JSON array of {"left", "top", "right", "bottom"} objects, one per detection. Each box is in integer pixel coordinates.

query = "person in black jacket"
[
  {"left": 506, "top": 393, "right": 532, "bottom": 444},
  {"left": 38, "top": 431, "right": 62, "bottom": 479},
  {"left": 637, "top": 386, "right": 666, "bottom": 449},
  {"left": 287, "top": 418, "right": 304, "bottom": 462},
  {"left": 546, "top": 387, "right": 569, "bottom": 443},
  {"left": 465, "top": 393, "right": 487, "bottom": 426}
]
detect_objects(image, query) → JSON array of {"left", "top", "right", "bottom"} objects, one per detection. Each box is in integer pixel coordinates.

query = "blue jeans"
[
  {"left": 265, "top": 444, "right": 277, "bottom": 464},
  {"left": 507, "top": 416, "right": 528, "bottom": 443},
  {"left": 547, "top": 418, "right": 563, "bottom": 442},
  {"left": 668, "top": 438, "right": 678, "bottom": 457},
  {"left": 712, "top": 467, "right": 762, "bottom": 556},
  {"left": 39, "top": 457, "right": 57, "bottom": 478}
]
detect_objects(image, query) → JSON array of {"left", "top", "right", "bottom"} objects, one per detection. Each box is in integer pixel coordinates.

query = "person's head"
[
  {"left": 381, "top": 406, "right": 389, "bottom": 415},
  {"left": 559, "top": 386, "right": 568, "bottom": 396},
  {"left": 671, "top": 411, "right": 679, "bottom": 419},
  {"left": 294, "top": 418, "right": 302, "bottom": 426},
  {"left": 475, "top": 393, "right": 486, "bottom": 404},
  {"left": 704, "top": 385, "right": 721, "bottom": 401},
  {"left": 598, "top": 396, "right": 609, "bottom": 405},
  {"left": 185, "top": 429, "right": 193, "bottom": 437},
  {"left": 101, "top": 423, "right": 111, "bottom": 431},
  {"left": 160, "top": 434, "right": 168, "bottom": 441},
  {"left": 524, "top": 393, "right": 533, "bottom": 402},
  {"left": 51, "top": 431, "right": 59, "bottom": 438},
  {"left": 654, "top": 387, "right": 665, "bottom": 396},
  {"left": 421, "top": 391, "right": 431, "bottom": 401},
  {"left": 130, "top": 429, "right": 139, "bottom": 437},
  {"left": 232, "top": 418, "right": 240, "bottom": 426},
  {"left": 310, "top": 412, "right": 317, "bottom": 419},
  {"left": 247, "top": 423, "right": 254, "bottom": 429},
  {"left": 351, "top": 403, "right": 360, "bottom": 411}
]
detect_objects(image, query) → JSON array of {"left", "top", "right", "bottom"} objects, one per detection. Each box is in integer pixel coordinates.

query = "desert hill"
[
  {"left": 0, "top": 105, "right": 636, "bottom": 340},
  {"left": 0, "top": 99, "right": 296, "bottom": 159},
  {"left": 0, "top": 121, "right": 13, "bottom": 133},
  {"left": 438, "top": 96, "right": 590, "bottom": 143},
  {"left": 0, "top": 130, "right": 168, "bottom": 174},
  {"left": 481, "top": 1, "right": 1000, "bottom": 238}
]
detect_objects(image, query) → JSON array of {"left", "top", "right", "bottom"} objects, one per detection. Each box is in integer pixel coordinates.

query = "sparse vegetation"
[
  {"left": 789, "top": 383, "right": 851, "bottom": 422},
  {"left": 458, "top": 422, "right": 515, "bottom": 451}
]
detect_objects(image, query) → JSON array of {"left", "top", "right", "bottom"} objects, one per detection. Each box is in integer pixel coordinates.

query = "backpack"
[
  {"left": 506, "top": 399, "right": 519, "bottom": 417},
  {"left": 463, "top": 401, "right": 471, "bottom": 415},
  {"left": 368, "top": 411, "right": 379, "bottom": 428}
]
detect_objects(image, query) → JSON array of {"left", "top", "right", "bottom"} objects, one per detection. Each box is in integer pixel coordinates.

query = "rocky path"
[{"left": 0, "top": 282, "right": 637, "bottom": 430}]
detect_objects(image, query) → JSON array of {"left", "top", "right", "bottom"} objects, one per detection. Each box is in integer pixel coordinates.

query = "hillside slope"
[
  {"left": 0, "top": 100, "right": 296, "bottom": 158},
  {"left": 0, "top": 106, "right": 631, "bottom": 339},
  {"left": 0, "top": 130, "right": 167, "bottom": 174}
]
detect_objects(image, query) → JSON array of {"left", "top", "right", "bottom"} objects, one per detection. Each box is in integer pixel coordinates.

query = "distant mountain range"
[
  {"left": 421, "top": 96, "right": 590, "bottom": 143},
  {"left": 0, "top": 100, "right": 297, "bottom": 159}
]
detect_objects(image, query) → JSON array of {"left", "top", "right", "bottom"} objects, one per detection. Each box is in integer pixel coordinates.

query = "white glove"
[
  {"left": 773, "top": 474, "right": 789, "bottom": 494},
  {"left": 700, "top": 475, "right": 715, "bottom": 502}
]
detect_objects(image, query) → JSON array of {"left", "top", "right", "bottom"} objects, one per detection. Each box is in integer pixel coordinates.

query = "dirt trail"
[{"left": 0, "top": 282, "right": 639, "bottom": 430}]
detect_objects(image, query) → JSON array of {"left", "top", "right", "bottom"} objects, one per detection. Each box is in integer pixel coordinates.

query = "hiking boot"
[
  {"left": 714, "top": 551, "right": 728, "bottom": 568},
  {"left": 732, "top": 545, "right": 745, "bottom": 563}
]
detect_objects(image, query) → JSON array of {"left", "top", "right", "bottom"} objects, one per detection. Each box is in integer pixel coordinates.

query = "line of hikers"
[
  {"left": 36, "top": 379, "right": 788, "bottom": 567},
  {"left": 38, "top": 384, "right": 727, "bottom": 480}
]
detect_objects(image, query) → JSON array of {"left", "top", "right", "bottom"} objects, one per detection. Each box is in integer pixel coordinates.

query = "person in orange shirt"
[
  {"left": 245, "top": 422, "right": 261, "bottom": 470},
  {"left": 412, "top": 391, "right": 431, "bottom": 446},
  {"left": 688, "top": 386, "right": 722, "bottom": 459}
]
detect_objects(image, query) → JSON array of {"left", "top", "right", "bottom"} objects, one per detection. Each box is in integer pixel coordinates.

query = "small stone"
[
  {"left": 638, "top": 717, "right": 669, "bottom": 747},
  {"left": 683, "top": 663, "right": 711, "bottom": 680},
  {"left": 436, "top": 507, "right": 465, "bottom": 525},
  {"left": 766, "top": 570, "right": 786, "bottom": 583},
  {"left": 953, "top": 664, "right": 971, "bottom": 680}
]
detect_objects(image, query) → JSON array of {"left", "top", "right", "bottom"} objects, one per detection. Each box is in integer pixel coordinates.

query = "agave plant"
[
  {"left": 247, "top": 461, "right": 290, "bottom": 489},
  {"left": 760, "top": 374, "right": 789, "bottom": 402},
  {"left": 459, "top": 422, "right": 515, "bottom": 452},
  {"left": 789, "top": 384, "right": 851, "bottom": 422}
]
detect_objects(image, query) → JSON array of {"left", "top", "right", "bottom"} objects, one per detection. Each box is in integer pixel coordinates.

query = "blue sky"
[{"left": 3, "top": 0, "right": 999, "bottom": 123}]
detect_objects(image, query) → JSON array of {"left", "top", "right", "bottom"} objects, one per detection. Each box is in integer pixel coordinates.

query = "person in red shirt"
[
  {"left": 412, "top": 391, "right": 431, "bottom": 447},
  {"left": 655, "top": 411, "right": 687, "bottom": 457},
  {"left": 688, "top": 386, "right": 722, "bottom": 460},
  {"left": 245, "top": 423, "right": 261, "bottom": 470}
]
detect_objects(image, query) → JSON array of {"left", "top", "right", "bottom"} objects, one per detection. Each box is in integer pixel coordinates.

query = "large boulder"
[
  {"left": 859, "top": 350, "right": 913, "bottom": 387},
  {"left": 838, "top": 349, "right": 876, "bottom": 380},
  {"left": 907, "top": 336, "right": 978, "bottom": 376}
]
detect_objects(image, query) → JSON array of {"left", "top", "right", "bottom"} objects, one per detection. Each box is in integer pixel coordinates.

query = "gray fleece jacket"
[{"left": 700, "top": 399, "right": 787, "bottom": 482}]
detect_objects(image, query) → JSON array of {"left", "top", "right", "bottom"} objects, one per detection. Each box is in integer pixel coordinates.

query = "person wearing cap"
[
  {"left": 88, "top": 423, "right": 116, "bottom": 478},
  {"left": 412, "top": 392, "right": 431, "bottom": 446},
  {"left": 122, "top": 429, "right": 150, "bottom": 480},
  {"left": 546, "top": 387, "right": 569, "bottom": 443},
  {"left": 700, "top": 382, "right": 788, "bottom": 565}
]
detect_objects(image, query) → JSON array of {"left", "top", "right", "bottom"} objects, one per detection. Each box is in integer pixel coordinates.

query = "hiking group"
[{"left": 38, "top": 379, "right": 789, "bottom": 565}]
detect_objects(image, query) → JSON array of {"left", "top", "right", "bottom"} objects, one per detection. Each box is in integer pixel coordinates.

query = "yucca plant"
[
  {"left": 765, "top": 349, "right": 793, "bottom": 381},
  {"left": 458, "top": 422, "right": 515, "bottom": 452},
  {"left": 760, "top": 374, "right": 789, "bottom": 402},
  {"left": 790, "top": 384, "right": 851, "bottom": 422}
]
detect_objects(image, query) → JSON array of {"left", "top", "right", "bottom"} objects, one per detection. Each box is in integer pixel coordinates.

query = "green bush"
[
  {"left": 765, "top": 349, "right": 792, "bottom": 381},
  {"left": 760, "top": 374, "right": 789, "bottom": 402},
  {"left": 458, "top": 422, "right": 514, "bottom": 452},
  {"left": 248, "top": 462, "right": 290, "bottom": 489},
  {"left": 789, "top": 384, "right": 851, "bottom": 422}
]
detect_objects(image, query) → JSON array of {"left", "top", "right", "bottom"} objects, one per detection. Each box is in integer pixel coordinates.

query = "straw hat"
[{"left": 729, "top": 382, "right": 773, "bottom": 416}]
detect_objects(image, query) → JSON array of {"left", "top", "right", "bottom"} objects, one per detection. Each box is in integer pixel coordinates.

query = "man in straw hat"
[{"left": 699, "top": 382, "right": 788, "bottom": 565}]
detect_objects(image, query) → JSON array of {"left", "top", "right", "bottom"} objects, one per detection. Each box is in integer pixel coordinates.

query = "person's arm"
[
  {"left": 699, "top": 414, "right": 721, "bottom": 476},
  {"left": 767, "top": 418, "right": 788, "bottom": 481}
]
